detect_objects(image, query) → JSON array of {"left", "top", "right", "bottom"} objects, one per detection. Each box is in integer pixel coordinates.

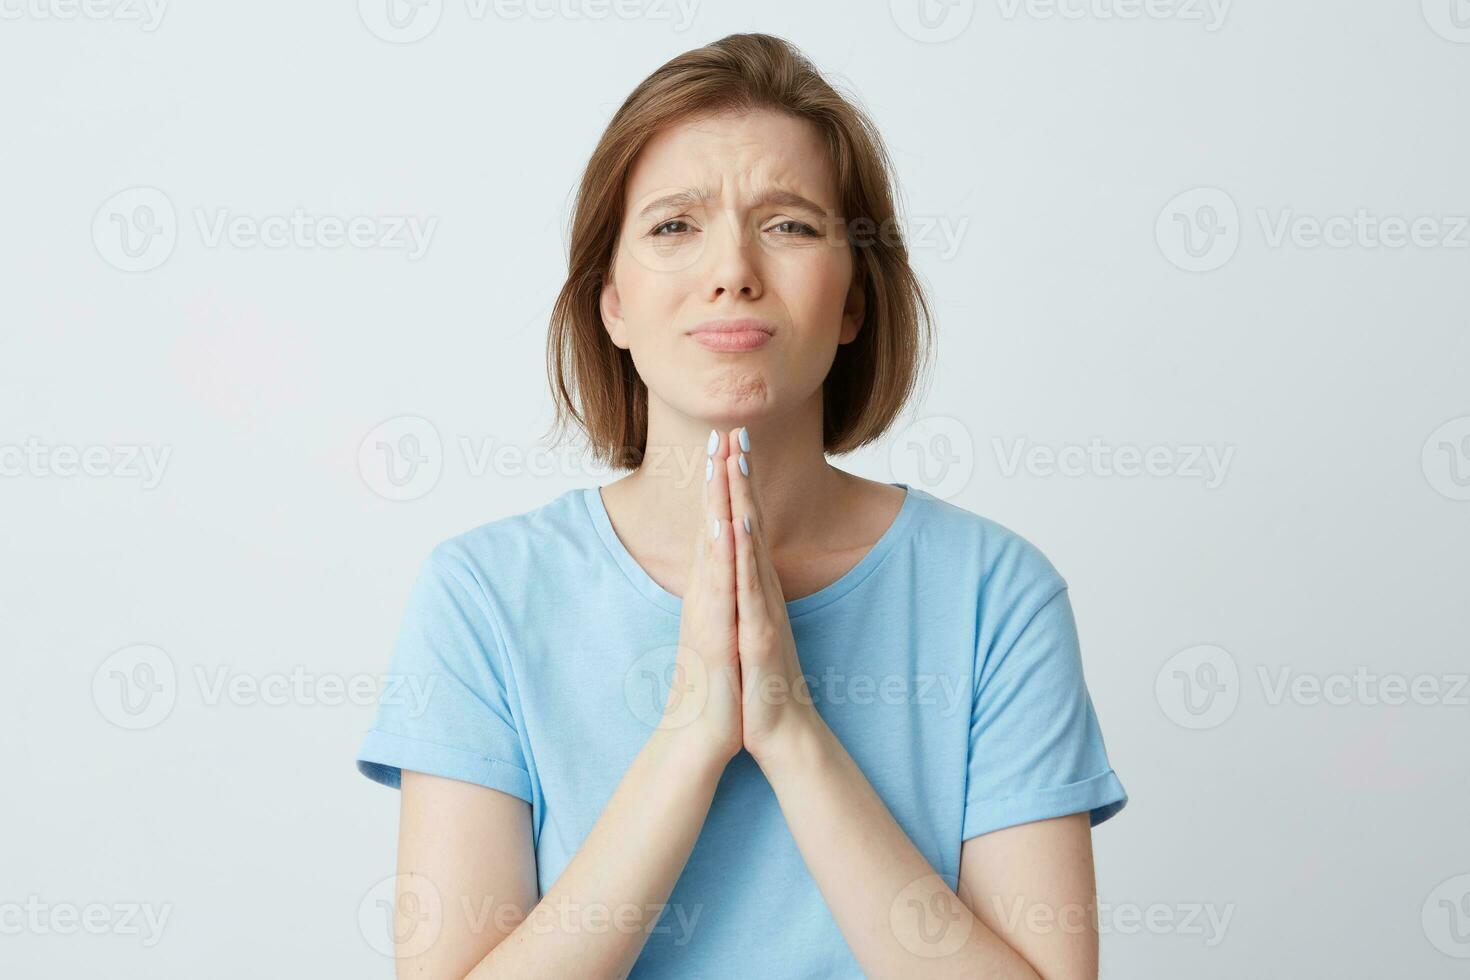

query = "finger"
[
  {"left": 727, "top": 428, "right": 775, "bottom": 633},
  {"left": 728, "top": 426, "right": 782, "bottom": 593},
  {"left": 703, "top": 428, "right": 736, "bottom": 636}
]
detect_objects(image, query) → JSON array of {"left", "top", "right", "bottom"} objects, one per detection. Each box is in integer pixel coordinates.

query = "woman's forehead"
[{"left": 625, "top": 111, "right": 837, "bottom": 212}]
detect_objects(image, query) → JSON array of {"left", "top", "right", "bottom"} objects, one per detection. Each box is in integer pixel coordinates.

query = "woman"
[{"left": 356, "top": 32, "right": 1127, "bottom": 979}]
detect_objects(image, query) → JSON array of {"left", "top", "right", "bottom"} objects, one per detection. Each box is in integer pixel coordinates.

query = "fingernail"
[
  {"left": 706, "top": 429, "right": 719, "bottom": 455},
  {"left": 738, "top": 453, "right": 749, "bottom": 477},
  {"left": 705, "top": 457, "right": 713, "bottom": 482},
  {"left": 738, "top": 426, "right": 750, "bottom": 452},
  {"left": 711, "top": 518, "right": 721, "bottom": 539},
  {"left": 742, "top": 515, "right": 751, "bottom": 535}
]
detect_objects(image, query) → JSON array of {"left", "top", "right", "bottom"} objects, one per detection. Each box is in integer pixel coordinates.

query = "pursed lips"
[{"left": 686, "top": 318, "right": 775, "bottom": 352}]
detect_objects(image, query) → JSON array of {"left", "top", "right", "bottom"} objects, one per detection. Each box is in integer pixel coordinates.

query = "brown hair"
[{"left": 545, "top": 32, "right": 934, "bottom": 470}]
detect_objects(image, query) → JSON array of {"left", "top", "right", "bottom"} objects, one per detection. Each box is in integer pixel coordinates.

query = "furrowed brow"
[
  {"left": 637, "top": 189, "right": 710, "bottom": 221},
  {"left": 635, "top": 187, "right": 832, "bottom": 221},
  {"left": 752, "top": 190, "right": 830, "bottom": 218}
]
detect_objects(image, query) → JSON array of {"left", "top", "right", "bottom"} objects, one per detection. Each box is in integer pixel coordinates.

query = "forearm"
[
  {"left": 469, "top": 729, "right": 727, "bottom": 979},
  {"left": 756, "top": 718, "right": 1041, "bottom": 980}
]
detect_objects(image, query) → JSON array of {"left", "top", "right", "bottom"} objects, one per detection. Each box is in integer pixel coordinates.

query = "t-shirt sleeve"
[
  {"left": 355, "top": 544, "right": 533, "bottom": 803},
  {"left": 963, "top": 582, "right": 1127, "bottom": 840}
]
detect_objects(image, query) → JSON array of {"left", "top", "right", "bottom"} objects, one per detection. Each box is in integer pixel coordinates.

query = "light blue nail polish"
[
  {"left": 743, "top": 515, "right": 751, "bottom": 534},
  {"left": 711, "top": 518, "right": 721, "bottom": 539},
  {"left": 706, "top": 429, "right": 718, "bottom": 455},
  {"left": 738, "top": 426, "right": 750, "bottom": 452},
  {"left": 738, "top": 453, "right": 748, "bottom": 477},
  {"left": 705, "top": 457, "right": 713, "bottom": 482}
]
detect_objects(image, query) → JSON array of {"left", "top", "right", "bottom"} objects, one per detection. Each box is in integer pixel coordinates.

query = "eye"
[
  {"left": 649, "top": 218, "right": 694, "bottom": 237},
  {"left": 768, "top": 219, "right": 820, "bottom": 237}
]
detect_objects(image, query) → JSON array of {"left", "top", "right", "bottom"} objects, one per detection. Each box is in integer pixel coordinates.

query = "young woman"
[{"left": 356, "top": 32, "right": 1127, "bottom": 979}]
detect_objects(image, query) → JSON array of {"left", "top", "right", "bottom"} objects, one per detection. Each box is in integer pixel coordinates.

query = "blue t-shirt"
[{"left": 356, "top": 482, "right": 1127, "bottom": 977}]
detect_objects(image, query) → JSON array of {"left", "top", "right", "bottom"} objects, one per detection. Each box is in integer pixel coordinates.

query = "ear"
[
  {"left": 838, "top": 268, "right": 865, "bottom": 345},
  {"left": 600, "top": 267, "right": 630, "bottom": 350}
]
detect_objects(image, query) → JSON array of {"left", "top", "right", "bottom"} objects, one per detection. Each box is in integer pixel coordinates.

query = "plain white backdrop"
[{"left": 2, "top": 1, "right": 1468, "bottom": 976}]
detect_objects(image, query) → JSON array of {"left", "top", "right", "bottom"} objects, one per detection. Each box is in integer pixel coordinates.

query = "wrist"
[
  {"left": 748, "top": 706, "right": 830, "bottom": 775},
  {"left": 647, "top": 724, "right": 736, "bottom": 781}
]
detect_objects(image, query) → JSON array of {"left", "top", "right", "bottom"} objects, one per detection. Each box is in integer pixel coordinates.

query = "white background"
[{"left": 2, "top": 0, "right": 1468, "bottom": 976}]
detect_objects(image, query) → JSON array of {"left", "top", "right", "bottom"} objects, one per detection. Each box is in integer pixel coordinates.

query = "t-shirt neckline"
[{"left": 581, "top": 481, "right": 923, "bottom": 620}]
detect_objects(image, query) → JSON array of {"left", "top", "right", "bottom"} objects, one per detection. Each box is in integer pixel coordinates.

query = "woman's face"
[{"left": 601, "top": 108, "right": 863, "bottom": 426}]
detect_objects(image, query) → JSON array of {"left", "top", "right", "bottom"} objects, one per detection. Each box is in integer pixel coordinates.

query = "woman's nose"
[{"left": 704, "top": 210, "right": 762, "bottom": 300}]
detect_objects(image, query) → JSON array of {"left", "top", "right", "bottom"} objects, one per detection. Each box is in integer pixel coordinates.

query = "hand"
[
  {"left": 722, "top": 425, "right": 824, "bottom": 766},
  {"left": 662, "top": 428, "right": 744, "bottom": 767}
]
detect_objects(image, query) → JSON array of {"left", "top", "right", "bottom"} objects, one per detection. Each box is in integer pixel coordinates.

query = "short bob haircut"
[{"left": 547, "top": 32, "right": 934, "bottom": 470}]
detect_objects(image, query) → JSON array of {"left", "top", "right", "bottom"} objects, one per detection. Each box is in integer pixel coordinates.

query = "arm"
[
  {"left": 758, "top": 720, "right": 1100, "bottom": 978},
  {"left": 394, "top": 726, "right": 729, "bottom": 980},
  {"left": 719, "top": 428, "right": 1108, "bottom": 978},
  {"left": 391, "top": 436, "right": 748, "bottom": 978}
]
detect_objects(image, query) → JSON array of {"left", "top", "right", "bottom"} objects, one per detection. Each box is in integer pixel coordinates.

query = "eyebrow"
[{"left": 636, "top": 187, "right": 832, "bottom": 221}]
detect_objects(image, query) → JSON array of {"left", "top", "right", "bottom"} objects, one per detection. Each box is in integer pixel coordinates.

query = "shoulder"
[
  {"left": 421, "top": 487, "right": 592, "bottom": 595},
  {"left": 906, "top": 487, "right": 1069, "bottom": 608}
]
